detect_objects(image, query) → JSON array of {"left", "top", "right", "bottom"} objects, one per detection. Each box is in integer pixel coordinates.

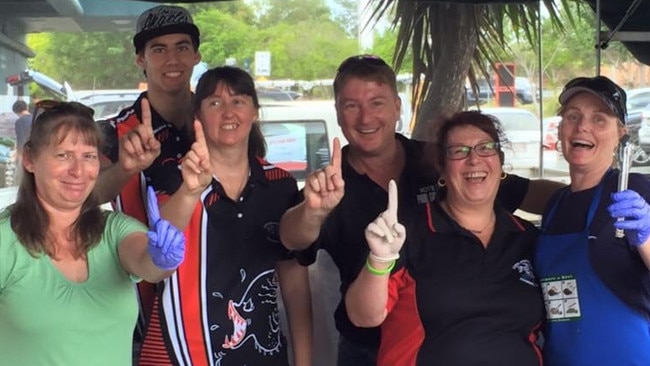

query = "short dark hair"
[
  {"left": 193, "top": 66, "right": 266, "bottom": 158},
  {"left": 333, "top": 55, "right": 398, "bottom": 99},
  {"left": 12, "top": 100, "right": 28, "bottom": 114},
  {"left": 428, "top": 111, "right": 507, "bottom": 173}
]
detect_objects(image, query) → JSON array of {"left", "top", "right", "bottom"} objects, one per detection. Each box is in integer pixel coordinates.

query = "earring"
[
  {"left": 501, "top": 172, "right": 508, "bottom": 180},
  {"left": 437, "top": 178, "right": 446, "bottom": 187}
]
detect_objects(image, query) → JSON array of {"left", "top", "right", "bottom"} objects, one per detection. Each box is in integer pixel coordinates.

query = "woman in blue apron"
[{"left": 535, "top": 76, "right": 650, "bottom": 366}]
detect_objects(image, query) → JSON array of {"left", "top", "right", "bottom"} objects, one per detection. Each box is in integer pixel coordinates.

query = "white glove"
[{"left": 365, "top": 180, "right": 406, "bottom": 262}]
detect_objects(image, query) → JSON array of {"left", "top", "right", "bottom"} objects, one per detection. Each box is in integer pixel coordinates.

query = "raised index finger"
[
  {"left": 146, "top": 186, "right": 161, "bottom": 229},
  {"left": 387, "top": 179, "right": 398, "bottom": 219},
  {"left": 193, "top": 119, "right": 209, "bottom": 156},
  {"left": 331, "top": 137, "right": 342, "bottom": 171},
  {"left": 141, "top": 98, "right": 153, "bottom": 131}
]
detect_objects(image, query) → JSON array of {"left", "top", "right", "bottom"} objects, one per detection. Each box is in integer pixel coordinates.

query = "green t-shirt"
[{"left": 0, "top": 210, "right": 147, "bottom": 366}]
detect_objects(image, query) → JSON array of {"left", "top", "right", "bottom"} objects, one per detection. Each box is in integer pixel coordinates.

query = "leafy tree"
[
  {"left": 194, "top": 8, "right": 258, "bottom": 68},
  {"left": 256, "top": 0, "right": 332, "bottom": 28},
  {"left": 257, "top": 20, "right": 357, "bottom": 80},
  {"left": 370, "top": 0, "right": 571, "bottom": 139},
  {"left": 28, "top": 31, "right": 142, "bottom": 90},
  {"left": 333, "top": 0, "right": 359, "bottom": 37}
]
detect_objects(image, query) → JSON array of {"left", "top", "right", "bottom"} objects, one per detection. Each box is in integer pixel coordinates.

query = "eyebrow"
[{"left": 149, "top": 39, "right": 193, "bottom": 49}]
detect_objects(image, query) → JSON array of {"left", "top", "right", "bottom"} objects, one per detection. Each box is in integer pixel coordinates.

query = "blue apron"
[{"left": 535, "top": 173, "right": 650, "bottom": 366}]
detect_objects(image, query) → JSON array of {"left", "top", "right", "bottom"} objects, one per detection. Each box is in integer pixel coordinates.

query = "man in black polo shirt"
[{"left": 279, "top": 55, "right": 561, "bottom": 365}]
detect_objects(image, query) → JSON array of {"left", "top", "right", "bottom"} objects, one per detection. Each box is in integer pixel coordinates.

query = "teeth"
[
  {"left": 222, "top": 124, "right": 238, "bottom": 130},
  {"left": 358, "top": 128, "right": 379, "bottom": 134},
  {"left": 165, "top": 72, "right": 181, "bottom": 78},
  {"left": 464, "top": 171, "right": 487, "bottom": 178},
  {"left": 570, "top": 139, "right": 594, "bottom": 148}
]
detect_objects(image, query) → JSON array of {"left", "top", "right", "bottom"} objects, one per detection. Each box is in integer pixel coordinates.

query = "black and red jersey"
[
  {"left": 99, "top": 93, "right": 194, "bottom": 339},
  {"left": 100, "top": 92, "right": 193, "bottom": 222},
  {"left": 378, "top": 202, "right": 544, "bottom": 366},
  {"left": 297, "top": 134, "right": 531, "bottom": 349},
  {"left": 138, "top": 156, "right": 301, "bottom": 366}
]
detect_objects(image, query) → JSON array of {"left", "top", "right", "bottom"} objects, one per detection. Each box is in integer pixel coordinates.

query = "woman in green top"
[{"left": 0, "top": 101, "right": 185, "bottom": 366}]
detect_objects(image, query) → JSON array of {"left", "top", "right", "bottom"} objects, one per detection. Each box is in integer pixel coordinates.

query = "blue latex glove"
[
  {"left": 608, "top": 190, "right": 650, "bottom": 247},
  {"left": 146, "top": 186, "right": 185, "bottom": 270}
]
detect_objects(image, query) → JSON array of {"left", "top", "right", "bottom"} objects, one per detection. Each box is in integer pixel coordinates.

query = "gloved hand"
[
  {"left": 146, "top": 186, "right": 186, "bottom": 270},
  {"left": 365, "top": 180, "right": 406, "bottom": 262},
  {"left": 608, "top": 189, "right": 650, "bottom": 247}
]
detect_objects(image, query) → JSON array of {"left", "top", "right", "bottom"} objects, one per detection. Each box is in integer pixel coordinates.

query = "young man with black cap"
[
  {"left": 535, "top": 75, "right": 650, "bottom": 365},
  {"left": 98, "top": 7, "right": 313, "bottom": 366},
  {"left": 98, "top": 4, "right": 201, "bottom": 205},
  {"left": 280, "top": 54, "right": 564, "bottom": 366},
  {"left": 96, "top": 4, "right": 201, "bottom": 363}
]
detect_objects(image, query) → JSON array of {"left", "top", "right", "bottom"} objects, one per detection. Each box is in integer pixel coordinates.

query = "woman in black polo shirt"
[
  {"left": 345, "top": 111, "right": 544, "bottom": 366},
  {"left": 143, "top": 66, "right": 313, "bottom": 366}
]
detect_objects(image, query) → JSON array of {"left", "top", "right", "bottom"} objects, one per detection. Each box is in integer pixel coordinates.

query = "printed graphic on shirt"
[
  {"left": 512, "top": 259, "right": 538, "bottom": 287},
  {"left": 211, "top": 269, "right": 283, "bottom": 364},
  {"left": 541, "top": 275, "right": 581, "bottom": 321},
  {"left": 416, "top": 184, "right": 438, "bottom": 204}
]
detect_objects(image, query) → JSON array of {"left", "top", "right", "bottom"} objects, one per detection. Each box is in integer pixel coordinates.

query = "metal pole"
[
  {"left": 538, "top": 0, "right": 545, "bottom": 178},
  {"left": 596, "top": 0, "right": 602, "bottom": 75}
]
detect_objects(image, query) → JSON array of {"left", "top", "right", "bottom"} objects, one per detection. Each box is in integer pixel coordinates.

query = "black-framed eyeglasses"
[
  {"left": 336, "top": 54, "right": 389, "bottom": 75},
  {"left": 32, "top": 100, "right": 95, "bottom": 124},
  {"left": 445, "top": 141, "right": 500, "bottom": 160}
]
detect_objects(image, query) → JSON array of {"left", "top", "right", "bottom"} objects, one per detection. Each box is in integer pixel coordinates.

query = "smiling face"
[
  {"left": 23, "top": 130, "right": 100, "bottom": 213},
  {"left": 442, "top": 125, "right": 502, "bottom": 207},
  {"left": 197, "top": 81, "right": 259, "bottom": 149},
  {"left": 136, "top": 33, "right": 200, "bottom": 95},
  {"left": 558, "top": 92, "right": 626, "bottom": 173},
  {"left": 335, "top": 77, "right": 401, "bottom": 157}
]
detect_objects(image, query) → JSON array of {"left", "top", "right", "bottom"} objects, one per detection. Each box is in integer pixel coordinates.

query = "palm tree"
[{"left": 369, "top": 0, "right": 572, "bottom": 139}]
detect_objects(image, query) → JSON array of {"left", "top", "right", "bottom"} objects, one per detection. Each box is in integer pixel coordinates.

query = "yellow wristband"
[{"left": 365, "top": 257, "right": 396, "bottom": 276}]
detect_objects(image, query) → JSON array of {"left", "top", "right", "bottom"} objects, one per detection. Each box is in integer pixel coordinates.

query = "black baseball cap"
[
  {"left": 559, "top": 75, "right": 627, "bottom": 123},
  {"left": 133, "top": 5, "right": 200, "bottom": 53}
]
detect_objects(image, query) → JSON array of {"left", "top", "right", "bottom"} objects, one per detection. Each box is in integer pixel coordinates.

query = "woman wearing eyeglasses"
[
  {"left": 0, "top": 101, "right": 185, "bottom": 366},
  {"left": 345, "top": 110, "right": 544, "bottom": 366},
  {"left": 534, "top": 76, "right": 650, "bottom": 366}
]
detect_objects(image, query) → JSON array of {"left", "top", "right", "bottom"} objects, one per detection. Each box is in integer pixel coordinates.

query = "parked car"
[
  {"left": 466, "top": 78, "right": 494, "bottom": 105},
  {"left": 542, "top": 116, "right": 561, "bottom": 151},
  {"left": 515, "top": 77, "right": 536, "bottom": 105},
  {"left": 466, "top": 76, "right": 536, "bottom": 106},
  {"left": 75, "top": 90, "right": 142, "bottom": 120},
  {"left": 5, "top": 69, "right": 71, "bottom": 100},
  {"left": 478, "top": 107, "right": 542, "bottom": 176},
  {"left": 257, "top": 89, "right": 295, "bottom": 103}
]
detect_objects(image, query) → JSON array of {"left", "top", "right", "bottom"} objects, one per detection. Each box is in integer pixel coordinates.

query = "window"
[{"left": 260, "top": 120, "right": 330, "bottom": 181}]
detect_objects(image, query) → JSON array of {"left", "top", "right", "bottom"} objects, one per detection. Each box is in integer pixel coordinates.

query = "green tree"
[
  {"left": 370, "top": 0, "right": 571, "bottom": 139},
  {"left": 333, "top": 0, "right": 359, "bottom": 37},
  {"left": 257, "top": 20, "right": 357, "bottom": 79},
  {"left": 194, "top": 8, "right": 258, "bottom": 68},
  {"left": 28, "top": 31, "right": 142, "bottom": 90},
  {"left": 256, "top": 0, "right": 332, "bottom": 28}
]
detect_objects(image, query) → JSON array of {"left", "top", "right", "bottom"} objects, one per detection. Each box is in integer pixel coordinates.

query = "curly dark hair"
[{"left": 426, "top": 110, "right": 508, "bottom": 174}]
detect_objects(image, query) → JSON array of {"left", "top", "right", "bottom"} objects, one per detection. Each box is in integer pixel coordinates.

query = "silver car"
[{"left": 479, "top": 107, "right": 542, "bottom": 177}]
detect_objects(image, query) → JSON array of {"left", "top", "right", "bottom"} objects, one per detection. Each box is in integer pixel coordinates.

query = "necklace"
[
  {"left": 467, "top": 213, "right": 495, "bottom": 234},
  {"left": 441, "top": 201, "right": 495, "bottom": 234}
]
